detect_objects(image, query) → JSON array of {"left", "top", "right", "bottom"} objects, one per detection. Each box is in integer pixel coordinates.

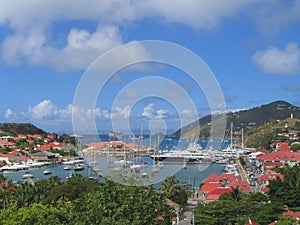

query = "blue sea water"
[{"left": 82, "top": 134, "right": 233, "bottom": 151}]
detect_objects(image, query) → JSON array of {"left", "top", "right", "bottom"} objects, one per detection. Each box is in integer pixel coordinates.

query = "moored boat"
[
  {"left": 64, "top": 165, "right": 72, "bottom": 170},
  {"left": 22, "top": 172, "right": 34, "bottom": 179},
  {"left": 43, "top": 169, "right": 52, "bottom": 175},
  {"left": 74, "top": 163, "right": 84, "bottom": 171}
]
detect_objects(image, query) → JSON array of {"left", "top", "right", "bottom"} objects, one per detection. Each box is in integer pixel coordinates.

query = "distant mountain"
[
  {"left": 171, "top": 100, "right": 300, "bottom": 139},
  {"left": 0, "top": 123, "right": 48, "bottom": 136}
]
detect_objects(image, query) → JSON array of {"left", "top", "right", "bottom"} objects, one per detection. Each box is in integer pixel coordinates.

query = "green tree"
[
  {"left": 161, "top": 176, "right": 190, "bottom": 207},
  {"left": 275, "top": 215, "right": 298, "bottom": 225},
  {"left": 269, "top": 166, "right": 300, "bottom": 208}
]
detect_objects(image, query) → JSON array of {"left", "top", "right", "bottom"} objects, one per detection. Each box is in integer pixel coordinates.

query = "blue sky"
[{"left": 0, "top": 0, "right": 300, "bottom": 134}]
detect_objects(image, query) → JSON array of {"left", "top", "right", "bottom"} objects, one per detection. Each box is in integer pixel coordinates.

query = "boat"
[
  {"left": 43, "top": 169, "right": 52, "bottom": 175},
  {"left": 140, "top": 172, "right": 148, "bottom": 178},
  {"left": 62, "top": 158, "right": 84, "bottom": 165},
  {"left": 64, "top": 165, "right": 72, "bottom": 170},
  {"left": 74, "top": 163, "right": 84, "bottom": 171},
  {"left": 150, "top": 142, "right": 212, "bottom": 163},
  {"left": 0, "top": 164, "right": 30, "bottom": 171},
  {"left": 22, "top": 172, "right": 34, "bottom": 179}
]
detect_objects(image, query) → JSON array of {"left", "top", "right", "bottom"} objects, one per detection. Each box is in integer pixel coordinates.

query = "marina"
[{"left": 1, "top": 156, "right": 225, "bottom": 188}]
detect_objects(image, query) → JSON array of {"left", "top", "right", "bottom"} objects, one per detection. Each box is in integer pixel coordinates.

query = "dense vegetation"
[
  {"left": 0, "top": 174, "right": 189, "bottom": 225},
  {"left": 194, "top": 165, "right": 300, "bottom": 225}
]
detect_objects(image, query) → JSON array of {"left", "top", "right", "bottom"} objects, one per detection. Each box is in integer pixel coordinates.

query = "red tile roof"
[
  {"left": 201, "top": 182, "right": 222, "bottom": 193},
  {"left": 205, "top": 187, "right": 232, "bottom": 200},
  {"left": 229, "top": 180, "right": 252, "bottom": 193},
  {"left": 282, "top": 209, "right": 294, "bottom": 216},
  {"left": 263, "top": 161, "right": 285, "bottom": 168},
  {"left": 257, "top": 151, "right": 300, "bottom": 162},
  {"left": 261, "top": 187, "right": 270, "bottom": 193},
  {"left": 277, "top": 142, "right": 291, "bottom": 152},
  {"left": 256, "top": 173, "right": 284, "bottom": 182},
  {"left": 215, "top": 173, "right": 240, "bottom": 184},
  {"left": 202, "top": 173, "right": 219, "bottom": 183},
  {"left": 293, "top": 211, "right": 300, "bottom": 218}
]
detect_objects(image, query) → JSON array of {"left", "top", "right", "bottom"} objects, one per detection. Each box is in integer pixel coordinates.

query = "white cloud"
[
  {"left": 142, "top": 103, "right": 155, "bottom": 118},
  {"left": 28, "top": 100, "right": 58, "bottom": 120},
  {"left": 137, "top": 0, "right": 261, "bottom": 29},
  {"left": 0, "top": 0, "right": 266, "bottom": 70},
  {"left": 142, "top": 103, "right": 171, "bottom": 119},
  {"left": 112, "top": 106, "right": 131, "bottom": 119},
  {"left": 253, "top": 43, "right": 300, "bottom": 75},
  {"left": 155, "top": 109, "right": 170, "bottom": 119},
  {"left": 1, "top": 26, "right": 126, "bottom": 71},
  {"left": 5, "top": 108, "right": 15, "bottom": 119},
  {"left": 181, "top": 109, "right": 193, "bottom": 117},
  {"left": 25, "top": 100, "right": 133, "bottom": 127}
]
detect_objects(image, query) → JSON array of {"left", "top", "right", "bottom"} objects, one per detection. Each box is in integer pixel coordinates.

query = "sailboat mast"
[
  {"left": 141, "top": 125, "right": 143, "bottom": 150},
  {"left": 230, "top": 122, "right": 233, "bottom": 149},
  {"left": 241, "top": 128, "right": 244, "bottom": 149}
]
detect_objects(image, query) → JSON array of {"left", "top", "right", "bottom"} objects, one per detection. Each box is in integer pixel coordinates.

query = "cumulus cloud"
[
  {"left": 142, "top": 103, "right": 155, "bottom": 118},
  {"left": 252, "top": 43, "right": 300, "bottom": 75},
  {"left": 112, "top": 106, "right": 131, "bottom": 119},
  {"left": 5, "top": 108, "right": 15, "bottom": 119},
  {"left": 155, "top": 109, "right": 170, "bottom": 119},
  {"left": 28, "top": 100, "right": 58, "bottom": 120},
  {"left": 1, "top": 26, "right": 123, "bottom": 70},
  {"left": 142, "top": 103, "right": 171, "bottom": 119},
  {"left": 24, "top": 99, "right": 131, "bottom": 125},
  {"left": 0, "top": 0, "right": 266, "bottom": 71}
]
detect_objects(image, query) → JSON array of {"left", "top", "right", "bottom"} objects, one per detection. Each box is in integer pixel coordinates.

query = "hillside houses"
[
  {"left": 256, "top": 142, "right": 300, "bottom": 173},
  {"left": 0, "top": 130, "right": 74, "bottom": 169},
  {"left": 200, "top": 173, "right": 252, "bottom": 202}
]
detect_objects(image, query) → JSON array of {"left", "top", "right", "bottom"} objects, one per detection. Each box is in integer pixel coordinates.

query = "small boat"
[
  {"left": 64, "top": 165, "right": 72, "bottom": 170},
  {"left": 74, "top": 163, "right": 84, "bottom": 171},
  {"left": 141, "top": 172, "right": 148, "bottom": 178},
  {"left": 22, "top": 172, "right": 34, "bottom": 179},
  {"left": 43, "top": 169, "right": 52, "bottom": 175}
]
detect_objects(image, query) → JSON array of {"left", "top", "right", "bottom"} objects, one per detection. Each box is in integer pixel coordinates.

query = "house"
[
  {"left": 30, "top": 151, "right": 57, "bottom": 162},
  {"left": 205, "top": 187, "right": 232, "bottom": 202},
  {"left": 256, "top": 173, "right": 284, "bottom": 187},
  {"left": 200, "top": 173, "right": 252, "bottom": 202},
  {"left": 0, "top": 152, "right": 18, "bottom": 163},
  {"left": 0, "top": 140, "right": 16, "bottom": 149},
  {"left": 256, "top": 143, "right": 300, "bottom": 171}
]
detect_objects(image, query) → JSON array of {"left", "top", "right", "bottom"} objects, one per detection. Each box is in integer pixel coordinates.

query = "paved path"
[{"left": 177, "top": 197, "right": 199, "bottom": 225}]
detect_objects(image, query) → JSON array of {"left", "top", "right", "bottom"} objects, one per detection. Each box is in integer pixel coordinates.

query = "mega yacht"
[{"left": 150, "top": 142, "right": 212, "bottom": 163}]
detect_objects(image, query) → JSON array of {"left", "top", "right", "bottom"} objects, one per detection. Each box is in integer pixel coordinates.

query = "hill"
[
  {"left": 172, "top": 100, "right": 300, "bottom": 140},
  {"left": 243, "top": 117, "right": 300, "bottom": 149},
  {"left": 0, "top": 123, "right": 48, "bottom": 136}
]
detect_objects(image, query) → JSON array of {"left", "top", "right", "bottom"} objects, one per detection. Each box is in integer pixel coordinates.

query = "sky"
[{"left": 0, "top": 0, "right": 300, "bottom": 135}]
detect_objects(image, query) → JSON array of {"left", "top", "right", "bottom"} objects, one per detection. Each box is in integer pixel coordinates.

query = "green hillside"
[
  {"left": 0, "top": 123, "right": 47, "bottom": 136},
  {"left": 244, "top": 117, "right": 300, "bottom": 149},
  {"left": 172, "top": 100, "right": 300, "bottom": 141}
]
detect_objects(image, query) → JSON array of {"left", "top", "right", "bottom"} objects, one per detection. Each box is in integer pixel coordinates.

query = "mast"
[
  {"left": 241, "top": 128, "right": 244, "bottom": 149},
  {"left": 230, "top": 122, "right": 233, "bottom": 149}
]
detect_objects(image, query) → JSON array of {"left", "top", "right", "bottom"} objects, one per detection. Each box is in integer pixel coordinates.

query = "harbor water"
[{"left": 2, "top": 159, "right": 225, "bottom": 188}]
